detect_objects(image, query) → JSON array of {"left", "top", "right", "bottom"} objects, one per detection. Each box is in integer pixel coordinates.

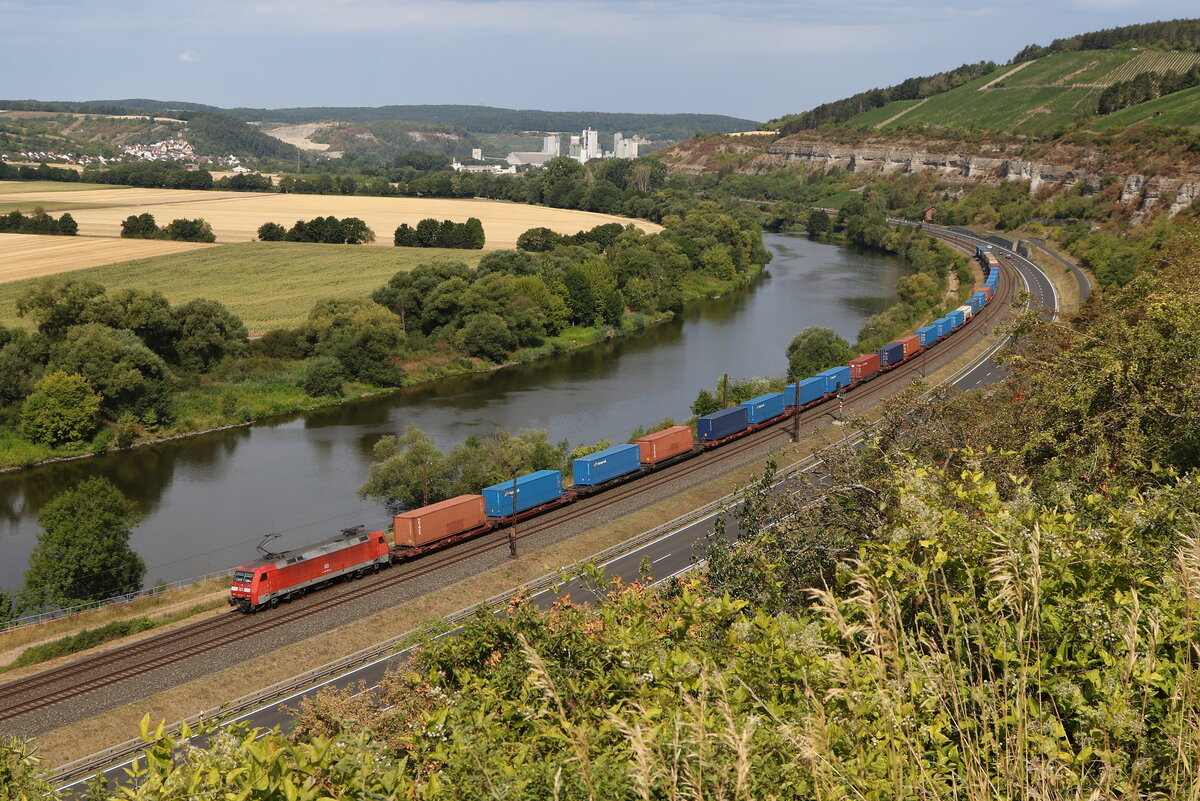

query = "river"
[{"left": 0, "top": 234, "right": 908, "bottom": 591}]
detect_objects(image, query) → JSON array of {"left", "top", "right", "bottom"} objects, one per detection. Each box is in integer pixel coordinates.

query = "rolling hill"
[
  {"left": 63, "top": 100, "right": 757, "bottom": 140},
  {"left": 855, "top": 48, "right": 1200, "bottom": 135},
  {"left": 1, "top": 99, "right": 758, "bottom": 164},
  {"left": 764, "top": 19, "right": 1200, "bottom": 138}
]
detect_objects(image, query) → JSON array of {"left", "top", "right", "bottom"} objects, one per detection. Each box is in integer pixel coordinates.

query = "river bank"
[{"left": 0, "top": 265, "right": 763, "bottom": 472}]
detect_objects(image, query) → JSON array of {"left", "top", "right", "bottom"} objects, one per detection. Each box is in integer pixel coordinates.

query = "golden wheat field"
[
  {"left": 0, "top": 233, "right": 214, "bottom": 282},
  {"left": 0, "top": 184, "right": 660, "bottom": 251}
]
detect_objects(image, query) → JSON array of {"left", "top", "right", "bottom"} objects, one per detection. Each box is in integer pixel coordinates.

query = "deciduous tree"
[
  {"left": 18, "top": 371, "right": 101, "bottom": 445},
  {"left": 21, "top": 477, "right": 144, "bottom": 609},
  {"left": 172, "top": 298, "right": 248, "bottom": 371},
  {"left": 53, "top": 324, "right": 173, "bottom": 419},
  {"left": 786, "top": 326, "right": 851, "bottom": 381},
  {"left": 257, "top": 221, "right": 286, "bottom": 241},
  {"left": 358, "top": 428, "right": 453, "bottom": 514}
]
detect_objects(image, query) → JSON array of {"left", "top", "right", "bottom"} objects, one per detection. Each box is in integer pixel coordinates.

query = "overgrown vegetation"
[{"left": 5, "top": 616, "right": 156, "bottom": 670}]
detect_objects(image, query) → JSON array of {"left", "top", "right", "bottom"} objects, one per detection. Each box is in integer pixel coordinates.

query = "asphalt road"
[
  {"left": 1027, "top": 236, "right": 1092, "bottom": 302},
  {"left": 56, "top": 225, "right": 1061, "bottom": 794}
]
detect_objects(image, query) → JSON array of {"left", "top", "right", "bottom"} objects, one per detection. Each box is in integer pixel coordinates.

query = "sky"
[{"left": 2, "top": 0, "right": 1197, "bottom": 122}]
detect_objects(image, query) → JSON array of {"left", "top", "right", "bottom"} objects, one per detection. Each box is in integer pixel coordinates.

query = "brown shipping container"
[
  {"left": 393, "top": 494, "right": 487, "bottom": 548},
  {"left": 635, "top": 425, "right": 694, "bottom": 464},
  {"left": 898, "top": 334, "right": 921, "bottom": 357},
  {"left": 849, "top": 353, "right": 880, "bottom": 380}
]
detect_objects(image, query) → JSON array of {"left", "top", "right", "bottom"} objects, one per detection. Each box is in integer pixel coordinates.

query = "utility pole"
[
  {"left": 421, "top": 461, "right": 429, "bottom": 507},
  {"left": 791, "top": 381, "right": 800, "bottom": 442},
  {"left": 721, "top": 373, "right": 729, "bottom": 408},
  {"left": 508, "top": 470, "right": 518, "bottom": 559}
]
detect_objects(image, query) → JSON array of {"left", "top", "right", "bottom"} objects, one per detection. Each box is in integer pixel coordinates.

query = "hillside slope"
[
  {"left": 856, "top": 48, "right": 1200, "bottom": 134},
  {"left": 0, "top": 105, "right": 297, "bottom": 162},
  {"left": 762, "top": 19, "right": 1200, "bottom": 138}
]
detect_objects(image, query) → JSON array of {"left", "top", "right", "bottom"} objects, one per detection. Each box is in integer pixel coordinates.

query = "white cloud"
[{"left": 179, "top": 49, "right": 199, "bottom": 62}]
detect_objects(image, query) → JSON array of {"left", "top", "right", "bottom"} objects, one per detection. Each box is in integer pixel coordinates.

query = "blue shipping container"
[
  {"left": 818, "top": 365, "right": 852, "bottom": 393},
  {"left": 915, "top": 325, "right": 938, "bottom": 347},
  {"left": 696, "top": 405, "right": 749, "bottom": 441},
  {"left": 572, "top": 443, "right": 641, "bottom": 486},
  {"left": 785, "top": 377, "right": 828, "bottom": 406},
  {"left": 877, "top": 342, "right": 905, "bottom": 367},
  {"left": 740, "top": 392, "right": 785, "bottom": 424},
  {"left": 934, "top": 317, "right": 952, "bottom": 338},
  {"left": 969, "top": 293, "right": 986, "bottom": 312},
  {"left": 949, "top": 309, "right": 965, "bottom": 328},
  {"left": 483, "top": 470, "right": 563, "bottom": 517}
]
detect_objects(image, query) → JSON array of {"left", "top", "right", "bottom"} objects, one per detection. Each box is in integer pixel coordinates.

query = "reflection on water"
[{"left": 0, "top": 234, "right": 908, "bottom": 590}]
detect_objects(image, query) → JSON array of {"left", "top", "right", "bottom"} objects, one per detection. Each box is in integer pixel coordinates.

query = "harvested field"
[
  {"left": 0, "top": 185, "right": 660, "bottom": 250},
  {"left": 0, "top": 241, "right": 483, "bottom": 333},
  {"left": 0, "top": 234, "right": 213, "bottom": 283}
]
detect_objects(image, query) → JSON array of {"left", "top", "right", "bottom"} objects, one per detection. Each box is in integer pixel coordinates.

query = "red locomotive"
[{"left": 229, "top": 527, "right": 391, "bottom": 612}]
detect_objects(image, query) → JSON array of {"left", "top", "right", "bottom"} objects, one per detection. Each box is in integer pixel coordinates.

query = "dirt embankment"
[{"left": 261, "top": 123, "right": 338, "bottom": 155}]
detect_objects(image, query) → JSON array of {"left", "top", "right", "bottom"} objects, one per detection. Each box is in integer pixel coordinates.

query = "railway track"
[{"left": 0, "top": 249, "right": 1014, "bottom": 729}]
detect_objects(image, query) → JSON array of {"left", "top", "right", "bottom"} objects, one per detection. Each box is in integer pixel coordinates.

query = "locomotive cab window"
[{"left": 234, "top": 571, "right": 253, "bottom": 583}]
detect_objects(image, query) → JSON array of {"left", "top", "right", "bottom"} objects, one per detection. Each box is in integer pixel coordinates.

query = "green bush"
[
  {"left": 18, "top": 371, "right": 101, "bottom": 446},
  {"left": 9, "top": 617, "right": 157, "bottom": 670},
  {"left": 301, "top": 356, "right": 346, "bottom": 397}
]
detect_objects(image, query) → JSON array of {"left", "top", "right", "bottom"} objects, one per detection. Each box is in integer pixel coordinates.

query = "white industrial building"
[
  {"left": 451, "top": 160, "right": 517, "bottom": 174},
  {"left": 502, "top": 127, "right": 652, "bottom": 168},
  {"left": 505, "top": 152, "right": 556, "bottom": 167},
  {"left": 581, "top": 128, "right": 602, "bottom": 161}
]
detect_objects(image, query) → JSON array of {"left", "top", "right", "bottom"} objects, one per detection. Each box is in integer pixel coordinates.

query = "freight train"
[{"left": 229, "top": 260, "right": 1004, "bottom": 612}]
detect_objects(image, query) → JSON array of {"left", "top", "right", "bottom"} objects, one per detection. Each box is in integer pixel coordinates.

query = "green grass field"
[
  {"left": 0, "top": 180, "right": 116, "bottom": 193},
  {"left": 0, "top": 201, "right": 86, "bottom": 214},
  {"left": 0, "top": 200, "right": 118, "bottom": 214},
  {"left": 1093, "top": 83, "right": 1200, "bottom": 130},
  {"left": 0, "top": 241, "right": 484, "bottom": 334}
]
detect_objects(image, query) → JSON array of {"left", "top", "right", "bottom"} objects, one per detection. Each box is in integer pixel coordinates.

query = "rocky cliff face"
[
  {"left": 762, "top": 138, "right": 1200, "bottom": 219},
  {"left": 659, "top": 133, "right": 1200, "bottom": 220}
]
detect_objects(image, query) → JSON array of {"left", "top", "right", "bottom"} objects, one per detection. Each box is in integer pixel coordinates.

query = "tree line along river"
[{"left": 0, "top": 234, "right": 909, "bottom": 591}]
